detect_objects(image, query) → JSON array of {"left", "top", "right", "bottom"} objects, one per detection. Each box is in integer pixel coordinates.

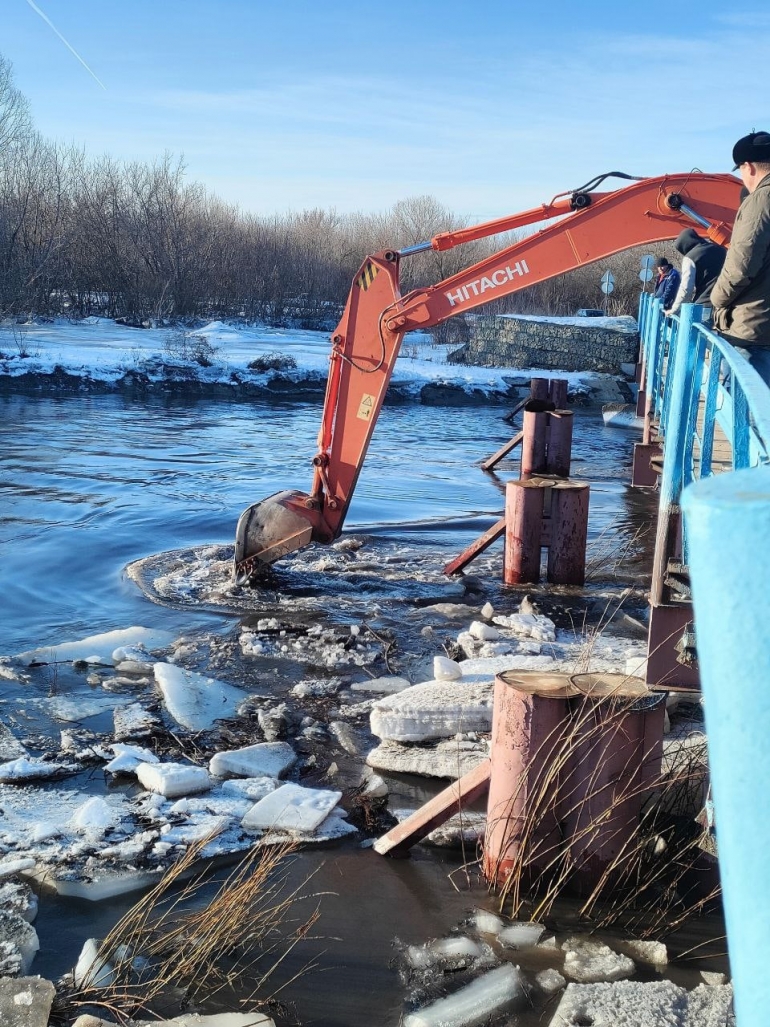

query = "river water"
[{"left": 0, "top": 392, "right": 723, "bottom": 1024}]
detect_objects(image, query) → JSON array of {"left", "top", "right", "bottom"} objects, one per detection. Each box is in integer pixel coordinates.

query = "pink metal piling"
[
  {"left": 547, "top": 480, "right": 589, "bottom": 585},
  {"left": 483, "top": 672, "right": 578, "bottom": 885},
  {"left": 521, "top": 409, "right": 549, "bottom": 479},
  {"left": 548, "top": 378, "right": 568, "bottom": 409},
  {"left": 504, "top": 479, "right": 545, "bottom": 584},
  {"left": 546, "top": 410, "right": 574, "bottom": 477},
  {"left": 561, "top": 676, "right": 665, "bottom": 892}
]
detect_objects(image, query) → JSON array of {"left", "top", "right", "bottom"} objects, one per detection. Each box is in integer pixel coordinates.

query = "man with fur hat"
[{"left": 711, "top": 131, "right": 770, "bottom": 382}]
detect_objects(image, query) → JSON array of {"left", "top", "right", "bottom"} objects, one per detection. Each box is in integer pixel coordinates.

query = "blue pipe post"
[{"left": 682, "top": 466, "right": 770, "bottom": 1026}]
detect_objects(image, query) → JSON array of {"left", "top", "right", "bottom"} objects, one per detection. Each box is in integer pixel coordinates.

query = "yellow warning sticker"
[
  {"left": 357, "top": 394, "right": 375, "bottom": 421},
  {"left": 356, "top": 261, "right": 379, "bottom": 291}
]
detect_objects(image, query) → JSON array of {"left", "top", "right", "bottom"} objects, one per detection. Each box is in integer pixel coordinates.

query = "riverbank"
[{"left": 0, "top": 317, "right": 632, "bottom": 406}]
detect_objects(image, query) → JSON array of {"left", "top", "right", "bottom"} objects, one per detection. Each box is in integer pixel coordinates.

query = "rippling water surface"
[
  {"left": 0, "top": 394, "right": 636, "bottom": 652},
  {"left": 2, "top": 391, "right": 717, "bottom": 1027}
]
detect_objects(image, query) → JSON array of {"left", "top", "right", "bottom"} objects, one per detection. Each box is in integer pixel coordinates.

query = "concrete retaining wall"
[{"left": 448, "top": 315, "right": 639, "bottom": 374}]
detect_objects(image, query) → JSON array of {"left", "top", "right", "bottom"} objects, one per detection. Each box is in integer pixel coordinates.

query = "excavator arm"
[{"left": 234, "top": 172, "right": 741, "bottom": 583}]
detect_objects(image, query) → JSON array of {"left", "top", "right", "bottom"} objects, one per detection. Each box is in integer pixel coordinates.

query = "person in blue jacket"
[{"left": 654, "top": 257, "right": 681, "bottom": 309}]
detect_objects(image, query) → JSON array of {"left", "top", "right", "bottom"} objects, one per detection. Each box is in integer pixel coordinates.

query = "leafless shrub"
[
  {"left": 248, "top": 351, "right": 297, "bottom": 372},
  {"left": 164, "top": 328, "right": 219, "bottom": 366}
]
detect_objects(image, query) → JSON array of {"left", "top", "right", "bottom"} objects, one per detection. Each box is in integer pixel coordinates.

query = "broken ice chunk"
[
  {"left": 471, "top": 909, "right": 505, "bottom": 936},
  {"left": 13, "top": 627, "right": 174, "bottom": 667},
  {"left": 0, "top": 859, "right": 36, "bottom": 881},
  {"left": 350, "top": 675, "right": 411, "bottom": 694},
  {"left": 562, "top": 938, "right": 635, "bottom": 983},
  {"left": 468, "top": 621, "right": 500, "bottom": 641},
  {"left": 404, "top": 963, "right": 526, "bottom": 1027},
  {"left": 0, "top": 757, "right": 74, "bottom": 783},
  {"left": 535, "top": 967, "right": 566, "bottom": 994},
  {"left": 46, "top": 694, "right": 127, "bottom": 722},
  {"left": 620, "top": 938, "right": 668, "bottom": 966},
  {"left": 160, "top": 814, "right": 231, "bottom": 846},
  {"left": 433, "top": 655, "right": 462, "bottom": 681},
  {"left": 72, "top": 796, "right": 120, "bottom": 840},
  {"left": 136, "top": 761, "right": 211, "bottom": 798},
  {"left": 0, "top": 880, "right": 38, "bottom": 924},
  {"left": 104, "top": 743, "right": 159, "bottom": 775},
  {"left": 0, "top": 723, "right": 27, "bottom": 761},
  {"left": 209, "top": 742, "right": 296, "bottom": 780},
  {"left": 492, "top": 612, "right": 556, "bottom": 642},
  {"left": 405, "top": 935, "right": 488, "bottom": 971},
  {"left": 498, "top": 921, "right": 545, "bottom": 949},
  {"left": 241, "top": 782, "right": 341, "bottom": 835},
  {"left": 113, "top": 702, "right": 161, "bottom": 741},
  {"left": 370, "top": 679, "right": 493, "bottom": 742},
  {"left": 219, "top": 777, "right": 277, "bottom": 802},
  {"left": 154, "top": 662, "right": 248, "bottom": 731},
  {"left": 72, "top": 937, "right": 115, "bottom": 988},
  {"left": 0, "top": 909, "right": 39, "bottom": 975}
]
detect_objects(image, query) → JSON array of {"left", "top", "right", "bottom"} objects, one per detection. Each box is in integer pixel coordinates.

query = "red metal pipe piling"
[
  {"left": 547, "top": 481, "right": 589, "bottom": 585},
  {"left": 504, "top": 480, "right": 545, "bottom": 584}
]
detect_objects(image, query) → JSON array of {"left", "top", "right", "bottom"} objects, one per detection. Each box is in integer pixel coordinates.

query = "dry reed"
[
  {"left": 484, "top": 677, "right": 717, "bottom": 942},
  {"left": 62, "top": 836, "right": 325, "bottom": 1023}
]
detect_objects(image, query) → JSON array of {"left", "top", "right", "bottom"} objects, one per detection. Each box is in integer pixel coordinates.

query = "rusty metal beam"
[
  {"left": 481, "top": 431, "right": 524, "bottom": 473},
  {"left": 373, "top": 759, "right": 491, "bottom": 857},
  {"left": 443, "top": 517, "right": 506, "bottom": 575}
]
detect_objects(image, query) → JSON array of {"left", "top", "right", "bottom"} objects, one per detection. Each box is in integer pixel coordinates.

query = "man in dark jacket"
[
  {"left": 665, "top": 229, "right": 727, "bottom": 316},
  {"left": 711, "top": 131, "right": 770, "bottom": 384},
  {"left": 654, "top": 258, "right": 680, "bottom": 309}
]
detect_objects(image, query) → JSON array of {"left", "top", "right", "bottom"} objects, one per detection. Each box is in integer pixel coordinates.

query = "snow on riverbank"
[{"left": 0, "top": 317, "right": 628, "bottom": 404}]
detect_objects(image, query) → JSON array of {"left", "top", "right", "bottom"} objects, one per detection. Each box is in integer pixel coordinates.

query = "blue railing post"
[
  {"left": 682, "top": 466, "right": 770, "bottom": 1027},
  {"left": 656, "top": 305, "right": 701, "bottom": 520}
]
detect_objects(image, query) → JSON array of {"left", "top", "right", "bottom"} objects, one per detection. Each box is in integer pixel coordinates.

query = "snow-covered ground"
[{"left": 0, "top": 317, "right": 628, "bottom": 401}]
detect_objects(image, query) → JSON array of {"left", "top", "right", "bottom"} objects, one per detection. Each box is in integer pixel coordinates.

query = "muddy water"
[{"left": 0, "top": 393, "right": 723, "bottom": 1024}]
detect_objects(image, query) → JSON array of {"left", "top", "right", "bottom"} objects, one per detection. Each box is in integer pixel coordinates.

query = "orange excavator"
[{"left": 234, "top": 171, "right": 741, "bottom": 583}]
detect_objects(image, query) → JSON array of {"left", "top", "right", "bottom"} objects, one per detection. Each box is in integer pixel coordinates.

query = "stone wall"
[{"left": 448, "top": 315, "right": 639, "bottom": 373}]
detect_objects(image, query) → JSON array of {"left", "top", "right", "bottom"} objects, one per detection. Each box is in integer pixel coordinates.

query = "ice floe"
[
  {"left": 562, "top": 937, "right": 635, "bottom": 983},
  {"left": 0, "top": 757, "right": 76, "bottom": 783},
  {"left": 370, "top": 678, "right": 494, "bottom": 742},
  {"left": 404, "top": 963, "right": 526, "bottom": 1027},
  {"left": 113, "top": 702, "right": 161, "bottom": 740},
  {"left": 154, "top": 663, "right": 248, "bottom": 731},
  {"left": 136, "top": 761, "right": 212, "bottom": 798},
  {"left": 209, "top": 741, "right": 296, "bottom": 780},
  {"left": 13, "top": 627, "right": 174, "bottom": 667},
  {"left": 241, "top": 782, "right": 341, "bottom": 834}
]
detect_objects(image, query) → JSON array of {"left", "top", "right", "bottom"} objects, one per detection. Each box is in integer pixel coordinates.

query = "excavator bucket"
[{"left": 233, "top": 490, "right": 329, "bottom": 584}]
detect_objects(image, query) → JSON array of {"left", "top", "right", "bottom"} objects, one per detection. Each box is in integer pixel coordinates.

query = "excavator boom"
[{"left": 235, "top": 171, "right": 741, "bottom": 583}]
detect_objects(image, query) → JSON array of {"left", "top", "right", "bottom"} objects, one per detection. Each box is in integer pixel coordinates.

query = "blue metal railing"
[
  {"left": 638, "top": 290, "right": 770, "bottom": 1027},
  {"left": 638, "top": 291, "right": 770, "bottom": 558}
]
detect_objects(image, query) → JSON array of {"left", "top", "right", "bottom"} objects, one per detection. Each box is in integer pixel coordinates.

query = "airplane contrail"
[{"left": 24, "top": 0, "right": 107, "bottom": 91}]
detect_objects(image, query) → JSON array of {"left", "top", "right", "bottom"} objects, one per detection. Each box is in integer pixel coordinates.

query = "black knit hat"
[
  {"left": 732, "top": 131, "right": 770, "bottom": 170},
  {"left": 656, "top": 257, "right": 672, "bottom": 269}
]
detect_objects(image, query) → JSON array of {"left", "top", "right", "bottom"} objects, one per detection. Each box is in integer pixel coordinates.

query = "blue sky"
[{"left": 2, "top": 1, "right": 769, "bottom": 220}]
